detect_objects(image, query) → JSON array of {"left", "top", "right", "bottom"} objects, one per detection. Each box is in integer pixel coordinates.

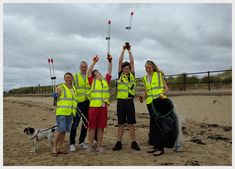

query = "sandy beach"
[{"left": 3, "top": 95, "right": 232, "bottom": 166}]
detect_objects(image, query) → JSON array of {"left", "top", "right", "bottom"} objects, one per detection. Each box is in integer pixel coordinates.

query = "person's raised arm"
[
  {"left": 126, "top": 44, "right": 135, "bottom": 73},
  {"left": 87, "top": 55, "right": 99, "bottom": 77},
  {"left": 107, "top": 54, "right": 112, "bottom": 75},
  {"left": 118, "top": 45, "right": 126, "bottom": 72}
]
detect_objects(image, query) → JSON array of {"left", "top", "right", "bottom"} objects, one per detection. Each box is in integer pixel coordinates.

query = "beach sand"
[{"left": 3, "top": 95, "right": 232, "bottom": 166}]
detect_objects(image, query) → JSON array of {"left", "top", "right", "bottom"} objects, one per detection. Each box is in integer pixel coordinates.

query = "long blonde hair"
[{"left": 145, "top": 60, "right": 163, "bottom": 74}]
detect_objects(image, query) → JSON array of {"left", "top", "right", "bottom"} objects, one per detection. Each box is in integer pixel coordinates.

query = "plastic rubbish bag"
[{"left": 150, "top": 97, "right": 181, "bottom": 148}]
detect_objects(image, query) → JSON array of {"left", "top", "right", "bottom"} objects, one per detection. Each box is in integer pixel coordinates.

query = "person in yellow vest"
[
  {"left": 69, "top": 61, "right": 91, "bottom": 151},
  {"left": 141, "top": 60, "right": 169, "bottom": 156},
  {"left": 51, "top": 72, "right": 77, "bottom": 156},
  {"left": 112, "top": 43, "right": 140, "bottom": 151},
  {"left": 86, "top": 54, "right": 112, "bottom": 152}
]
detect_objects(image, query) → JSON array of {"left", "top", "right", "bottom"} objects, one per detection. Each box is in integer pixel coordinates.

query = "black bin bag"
[{"left": 151, "top": 97, "right": 179, "bottom": 148}]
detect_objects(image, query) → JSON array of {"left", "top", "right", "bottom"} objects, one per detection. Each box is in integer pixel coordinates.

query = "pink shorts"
[{"left": 88, "top": 106, "right": 108, "bottom": 129}]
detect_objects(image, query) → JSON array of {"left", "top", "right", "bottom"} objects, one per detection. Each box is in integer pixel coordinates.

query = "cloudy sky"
[{"left": 3, "top": 3, "right": 232, "bottom": 91}]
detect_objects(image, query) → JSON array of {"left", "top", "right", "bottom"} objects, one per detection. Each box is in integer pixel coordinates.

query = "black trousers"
[
  {"left": 70, "top": 100, "right": 90, "bottom": 145},
  {"left": 147, "top": 104, "right": 159, "bottom": 147}
]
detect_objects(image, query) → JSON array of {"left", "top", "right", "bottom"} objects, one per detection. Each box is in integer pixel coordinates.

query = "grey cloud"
[{"left": 3, "top": 3, "right": 232, "bottom": 91}]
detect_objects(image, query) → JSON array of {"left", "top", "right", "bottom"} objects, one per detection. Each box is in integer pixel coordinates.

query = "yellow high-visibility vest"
[
  {"left": 56, "top": 83, "right": 77, "bottom": 116},
  {"left": 89, "top": 79, "right": 110, "bottom": 107},
  {"left": 73, "top": 73, "right": 91, "bottom": 102},
  {"left": 143, "top": 72, "right": 165, "bottom": 104},
  {"left": 117, "top": 72, "right": 136, "bottom": 99}
]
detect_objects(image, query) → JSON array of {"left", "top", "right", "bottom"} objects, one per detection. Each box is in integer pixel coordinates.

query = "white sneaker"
[
  {"left": 79, "top": 143, "right": 88, "bottom": 149},
  {"left": 69, "top": 144, "right": 76, "bottom": 152}
]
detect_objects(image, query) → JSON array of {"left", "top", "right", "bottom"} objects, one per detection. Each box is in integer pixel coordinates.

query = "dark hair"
[
  {"left": 92, "top": 69, "right": 98, "bottom": 77},
  {"left": 121, "top": 61, "right": 131, "bottom": 69},
  {"left": 64, "top": 72, "right": 73, "bottom": 80}
]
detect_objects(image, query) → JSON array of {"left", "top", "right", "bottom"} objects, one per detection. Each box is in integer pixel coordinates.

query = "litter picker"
[
  {"left": 76, "top": 107, "right": 89, "bottom": 128},
  {"left": 48, "top": 58, "right": 57, "bottom": 106},
  {"left": 105, "top": 20, "right": 111, "bottom": 56},
  {"left": 125, "top": 11, "right": 134, "bottom": 47}
]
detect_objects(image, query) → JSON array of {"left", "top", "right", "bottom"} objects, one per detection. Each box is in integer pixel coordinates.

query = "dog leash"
[{"left": 40, "top": 125, "right": 57, "bottom": 132}]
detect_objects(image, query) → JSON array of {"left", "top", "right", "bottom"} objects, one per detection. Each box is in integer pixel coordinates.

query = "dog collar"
[{"left": 30, "top": 130, "right": 40, "bottom": 141}]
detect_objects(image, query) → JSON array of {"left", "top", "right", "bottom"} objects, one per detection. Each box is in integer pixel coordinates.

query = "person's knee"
[
  {"left": 127, "top": 124, "right": 134, "bottom": 128},
  {"left": 118, "top": 124, "right": 125, "bottom": 128},
  {"left": 89, "top": 128, "right": 96, "bottom": 133}
]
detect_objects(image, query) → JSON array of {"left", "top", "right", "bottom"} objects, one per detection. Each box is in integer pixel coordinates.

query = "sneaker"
[
  {"left": 69, "top": 144, "right": 76, "bottom": 152},
  {"left": 153, "top": 149, "right": 164, "bottom": 156},
  {"left": 96, "top": 147, "right": 105, "bottom": 152},
  {"left": 79, "top": 143, "right": 88, "bottom": 149},
  {"left": 131, "top": 141, "right": 140, "bottom": 151},
  {"left": 147, "top": 146, "right": 157, "bottom": 153},
  {"left": 112, "top": 141, "right": 122, "bottom": 151}
]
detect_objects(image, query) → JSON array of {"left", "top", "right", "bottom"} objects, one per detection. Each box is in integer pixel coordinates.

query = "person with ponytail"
[{"left": 141, "top": 60, "right": 169, "bottom": 156}]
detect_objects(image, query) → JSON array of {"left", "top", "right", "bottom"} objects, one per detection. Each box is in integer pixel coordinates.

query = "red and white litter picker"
[
  {"left": 48, "top": 58, "right": 57, "bottom": 106},
  {"left": 125, "top": 11, "right": 134, "bottom": 47},
  {"left": 105, "top": 20, "right": 111, "bottom": 57}
]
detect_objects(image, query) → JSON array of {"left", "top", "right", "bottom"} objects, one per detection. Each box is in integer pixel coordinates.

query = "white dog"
[{"left": 23, "top": 126, "right": 56, "bottom": 152}]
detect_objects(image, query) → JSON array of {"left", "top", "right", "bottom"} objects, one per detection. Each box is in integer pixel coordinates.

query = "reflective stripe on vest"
[
  {"left": 143, "top": 72, "right": 165, "bottom": 104},
  {"left": 89, "top": 79, "right": 110, "bottom": 107},
  {"left": 56, "top": 84, "right": 77, "bottom": 116},
  {"left": 73, "top": 73, "right": 91, "bottom": 102},
  {"left": 117, "top": 72, "right": 136, "bottom": 99}
]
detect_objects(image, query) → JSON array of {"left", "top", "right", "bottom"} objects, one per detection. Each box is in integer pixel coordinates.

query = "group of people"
[{"left": 51, "top": 43, "right": 172, "bottom": 157}]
